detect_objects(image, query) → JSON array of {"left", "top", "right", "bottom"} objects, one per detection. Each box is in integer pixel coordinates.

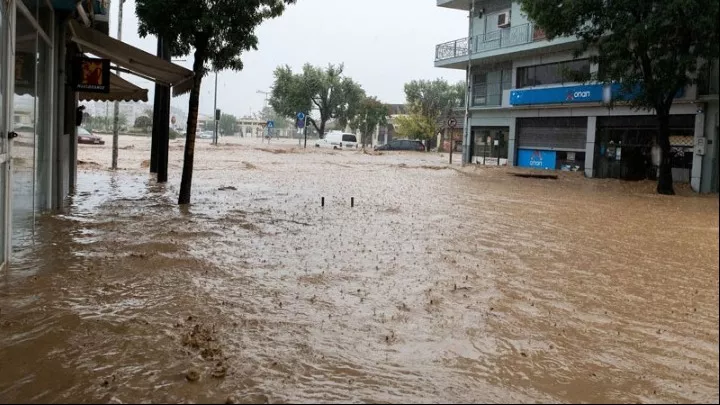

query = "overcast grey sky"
[{"left": 111, "top": 0, "right": 467, "bottom": 118}]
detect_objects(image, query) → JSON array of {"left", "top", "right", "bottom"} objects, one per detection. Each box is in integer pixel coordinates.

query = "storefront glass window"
[{"left": 12, "top": 5, "right": 38, "bottom": 249}]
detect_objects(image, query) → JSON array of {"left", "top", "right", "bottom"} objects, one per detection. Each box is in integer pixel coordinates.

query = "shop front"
[
  {"left": 594, "top": 115, "right": 695, "bottom": 182},
  {"left": 515, "top": 117, "right": 587, "bottom": 172},
  {"left": 0, "top": 0, "right": 193, "bottom": 270},
  {"left": 471, "top": 126, "right": 509, "bottom": 165}
]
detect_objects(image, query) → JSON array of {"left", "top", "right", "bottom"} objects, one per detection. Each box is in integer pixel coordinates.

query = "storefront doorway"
[
  {"left": 471, "top": 126, "right": 509, "bottom": 165},
  {"left": 595, "top": 115, "right": 695, "bottom": 181}
]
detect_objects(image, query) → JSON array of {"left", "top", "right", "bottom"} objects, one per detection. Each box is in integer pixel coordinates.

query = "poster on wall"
[
  {"left": 14, "top": 52, "right": 36, "bottom": 96},
  {"left": 517, "top": 149, "right": 557, "bottom": 170},
  {"left": 72, "top": 57, "right": 111, "bottom": 93}
]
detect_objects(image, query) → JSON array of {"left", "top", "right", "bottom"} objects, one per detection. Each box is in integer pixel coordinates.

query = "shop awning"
[
  {"left": 67, "top": 19, "right": 194, "bottom": 96},
  {"left": 78, "top": 73, "right": 149, "bottom": 102}
]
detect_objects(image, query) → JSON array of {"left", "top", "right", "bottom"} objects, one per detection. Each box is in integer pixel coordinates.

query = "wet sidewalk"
[{"left": 1, "top": 140, "right": 718, "bottom": 403}]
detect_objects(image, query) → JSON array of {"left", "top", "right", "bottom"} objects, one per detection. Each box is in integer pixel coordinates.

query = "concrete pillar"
[
  {"left": 700, "top": 103, "right": 719, "bottom": 193},
  {"left": 507, "top": 118, "right": 516, "bottom": 166},
  {"left": 585, "top": 116, "right": 597, "bottom": 178},
  {"left": 691, "top": 107, "right": 705, "bottom": 192}
]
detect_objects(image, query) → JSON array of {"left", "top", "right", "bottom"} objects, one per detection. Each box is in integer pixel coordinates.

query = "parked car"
[
  {"left": 77, "top": 127, "right": 105, "bottom": 145},
  {"left": 315, "top": 131, "right": 358, "bottom": 149},
  {"left": 374, "top": 139, "right": 425, "bottom": 152},
  {"left": 198, "top": 131, "right": 214, "bottom": 139}
]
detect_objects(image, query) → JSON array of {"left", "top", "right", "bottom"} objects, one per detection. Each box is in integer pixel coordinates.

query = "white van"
[{"left": 315, "top": 131, "right": 358, "bottom": 149}]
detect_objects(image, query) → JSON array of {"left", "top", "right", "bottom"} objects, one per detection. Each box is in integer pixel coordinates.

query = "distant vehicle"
[
  {"left": 374, "top": 139, "right": 425, "bottom": 152},
  {"left": 77, "top": 127, "right": 105, "bottom": 145},
  {"left": 198, "top": 131, "right": 214, "bottom": 139},
  {"left": 315, "top": 131, "right": 358, "bottom": 149}
]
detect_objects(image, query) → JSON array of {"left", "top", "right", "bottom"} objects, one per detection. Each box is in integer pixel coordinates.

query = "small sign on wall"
[{"left": 72, "top": 57, "right": 111, "bottom": 93}]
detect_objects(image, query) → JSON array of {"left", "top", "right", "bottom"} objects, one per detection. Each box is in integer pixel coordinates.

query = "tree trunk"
[
  {"left": 656, "top": 110, "right": 675, "bottom": 195},
  {"left": 178, "top": 46, "right": 206, "bottom": 205}
]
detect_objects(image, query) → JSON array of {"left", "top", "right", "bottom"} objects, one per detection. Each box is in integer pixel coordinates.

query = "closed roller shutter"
[{"left": 517, "top": 117, "right": 587, "bottom": 150}]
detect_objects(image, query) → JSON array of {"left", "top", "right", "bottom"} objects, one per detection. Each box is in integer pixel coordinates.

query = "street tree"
[
  {"left": 349, "top": 97, "right": 389, "bottom": 148},
  {"left": 403, "top": 79, "right": 465, "bottom": 150},
  {"left": 519, "top": 0, "right": 720, "bottom": 195},
  {"left": 394, "top": 113, "right": 437, "bottom": 148},
  {"left": 134, "top": 115, "right": 152, "bottom": 132},
  {"left": 135, "top": 0, "right": 296, "bottom": 205},
  {"left": 219, "top": 113, "right": 237, "bottom": 135},
  {"left": 269, "top": 63, "right": 365, "bottom": 137}
]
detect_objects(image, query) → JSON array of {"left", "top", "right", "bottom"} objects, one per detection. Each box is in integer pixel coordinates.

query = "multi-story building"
[{"left": 435, "top": 0, "right": 718, "bottom": 193}]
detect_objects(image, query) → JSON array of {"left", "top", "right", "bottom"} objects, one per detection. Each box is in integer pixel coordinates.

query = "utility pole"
[
  {"left": 213, "top": 70, "right": 218, "bottom": 146},
  {"left": 111, "top": 0, "right": 126, "bottom": 170},
  {"left": 463, "top": 0, "right": 475, "bottom": 165}
]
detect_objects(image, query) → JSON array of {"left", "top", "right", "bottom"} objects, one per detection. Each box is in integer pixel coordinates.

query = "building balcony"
[
  {"left": 437, "top": 0, "right": 472, "bottom": 10},
  {"left": 435, "top": 23, "right": 579, "bottom": 68}
]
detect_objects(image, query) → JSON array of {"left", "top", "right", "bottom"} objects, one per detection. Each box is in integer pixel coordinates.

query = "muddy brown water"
[{"left": 1, "top": 137, "right": 718, "bottom": 403}]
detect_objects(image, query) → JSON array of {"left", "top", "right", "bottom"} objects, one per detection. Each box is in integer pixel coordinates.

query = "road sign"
[
  {"left": 297, "top": 117, "right": 305, "bottom": 129},
  {"left": 297, "top": 112, "right": 305, "bottom": 120},
  {"left": 267, "top": 120, "right": 275, "bottom": 129},
  {"left": 448, "top": 118, "right": 457, "bottom": 128}
]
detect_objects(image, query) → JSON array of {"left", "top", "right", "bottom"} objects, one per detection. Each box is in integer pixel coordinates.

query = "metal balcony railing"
[{"left": 435, "top": 23, "right": 548, "bottom": 62}]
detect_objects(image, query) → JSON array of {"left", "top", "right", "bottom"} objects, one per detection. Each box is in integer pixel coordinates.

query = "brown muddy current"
[{"left": 1, "top": 137, "right": 718, "bottom": 404}]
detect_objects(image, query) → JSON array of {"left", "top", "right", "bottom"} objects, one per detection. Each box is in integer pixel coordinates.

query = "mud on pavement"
[{"left": 0, "top": 137, "right": 718, "bottom": 403}]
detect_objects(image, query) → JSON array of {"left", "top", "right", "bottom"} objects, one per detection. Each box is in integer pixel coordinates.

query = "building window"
[
  {"left": 516, "top": 59, "right": 591, "bottom": 88},
  {"left": 473, "top": 69, "right": 512, "bottom": 106}
]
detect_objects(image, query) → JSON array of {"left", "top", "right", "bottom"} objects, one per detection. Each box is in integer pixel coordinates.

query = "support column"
[
  {"left": 690, "top": 106, "right": 705, "bottom": 192},
  {"left": 149, "top": 39, "right": 162, "bottom": 174},
  {"left": 507, "top": 118, "right": 516, "bottom": 166},
  {"left": 585, "top": 116, "right": 597, "bottom": 178},
  {"left": 157, "top": 36, "right": 171, "bottom": 183}
]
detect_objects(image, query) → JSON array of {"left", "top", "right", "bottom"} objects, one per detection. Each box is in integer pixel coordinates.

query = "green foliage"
[
  {"left": 394, "top": 114, "right": 437, "bottom": 141},
  {"left": 134, "top": 115, "right": 152, "bottom": 132},
  {"left": 348, "top": 97, "right": 389, "bottom": 147},
  {"left": 219, "top": 113, "right": 237, "bottom": 135},
  {"left": 403, "top": 79, "right": 465, "bottom": 132},
  {"left": 519, "top": 0, "right": 720, "bottom": 195},
  {"left": 169, "top": 128, "right": 180, "bottom": 140},
  {"left": 269, "top": 63, "right": 365, "bottom": 137},
  {"left": 136, "top": 0, "right": 294, "bottom": 72}
]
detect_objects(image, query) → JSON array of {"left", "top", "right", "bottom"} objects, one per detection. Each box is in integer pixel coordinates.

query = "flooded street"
[{"left": 1, "top": 135, "right": 718, "bottom": 404}]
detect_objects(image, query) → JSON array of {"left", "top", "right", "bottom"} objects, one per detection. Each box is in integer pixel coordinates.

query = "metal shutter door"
[{"left": 517, "top": 117, "right": 587, "bottom": 150}]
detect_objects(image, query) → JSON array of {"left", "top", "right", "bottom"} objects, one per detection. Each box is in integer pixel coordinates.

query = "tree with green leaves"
[
  {"left": 134, "top": 115, "right": 152, "bottom": 132},
  {"left": 135, "top": 0, "right": 296, "bottom": 204},
  {"left": 519, "top": 0, "right": 720, "bottom": 195},
  {"left": 394, "top": 114, "right": 437, "bottom": 148},
  {"left": 401, "top": 79, "right": 465, "bottom": 151},
  {"left": 219, "top": 113, "right": 237, "bottom": 135},
  {"left": 349, "top": 97, "right": 389, "bottom": 148},
  {"left": 269, "top": 63, "right": 365, "bottom": 138}
]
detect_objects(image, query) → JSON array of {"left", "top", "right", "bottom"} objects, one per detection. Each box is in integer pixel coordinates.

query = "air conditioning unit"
[{"left": 497, "top": 12, "right": 511, "bottom": 28}]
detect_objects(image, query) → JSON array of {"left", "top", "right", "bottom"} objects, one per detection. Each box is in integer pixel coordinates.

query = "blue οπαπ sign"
[
  {"left": 510, "top": 83, "right": 685, "bottom": 106},
  {"left": 517, "top": 149, "right": 557, "bottom": 170},
  {"left": 510, "top": 84, "right": 606, "bottom": 106}
]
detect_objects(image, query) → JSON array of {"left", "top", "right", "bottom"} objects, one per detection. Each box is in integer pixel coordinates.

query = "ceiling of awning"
[
  {"left": 67, "top": 19, "right": 193, "bottom": 97},
  {"left": 78, "top": 73, "right": 149, "bottom": 103}
]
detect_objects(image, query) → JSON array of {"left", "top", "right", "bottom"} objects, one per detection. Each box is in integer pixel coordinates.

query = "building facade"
[
  {"left": 435, "top": 0, "right": 719, "bottom": 193},
  {"left": 1, "top": 0, "right": 193, "bottom": 271}
]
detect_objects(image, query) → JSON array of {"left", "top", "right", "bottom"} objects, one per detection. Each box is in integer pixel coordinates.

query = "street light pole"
[
  {"left": 111, "top": 0, "right": 126, "bottom": 170},
  {"left": 463, "top": 0, "right": 475, "bottom": 165},
  {"left": 213, "top": 70, "right": 218, "bottom": 145}
]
